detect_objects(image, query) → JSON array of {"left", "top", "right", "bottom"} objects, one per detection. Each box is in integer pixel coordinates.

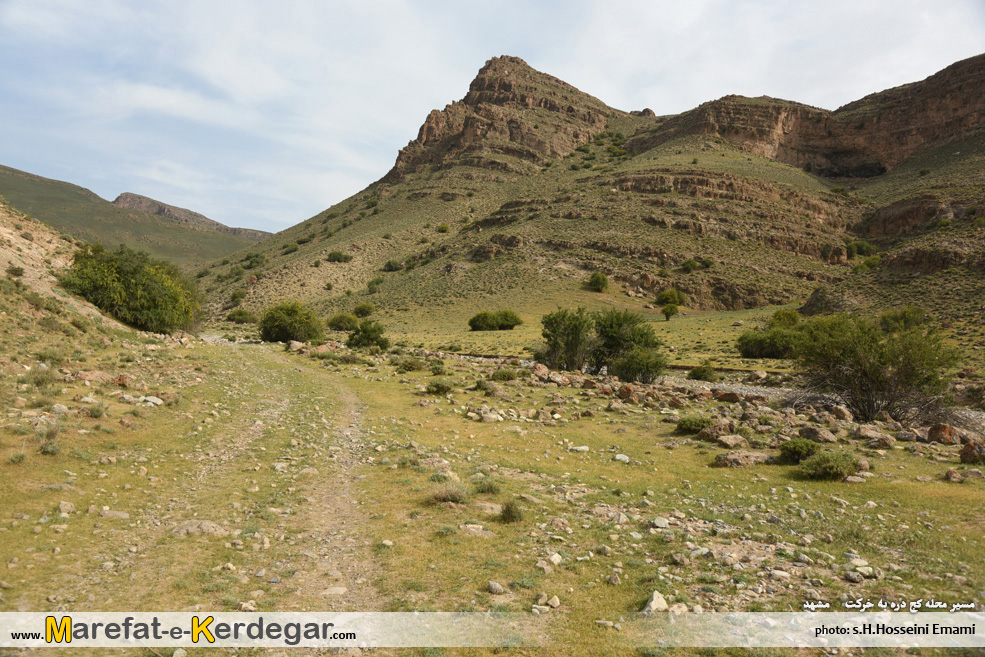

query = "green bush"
[
  {"left": 436, "top": 223, "right": 450, "bottom": 233},
  {"left": 258, "top": 301, "right": 323, "bottom": 343},
  {"left": 325, "top": 251, "right": 353, "bottom": 263},
  {"left": 328, "top": 313, "right": 359, "bottom": 331},
  {"left": 6, "top": 264, "right": 24, "bottom": 277},
  {"left": 383, "top": 259, "right": 403, "bottom": 272},
  {"left": 610, "top": 346, "right": 667, "bottom": 384},
  {"left": 429, "top": 360, "right": 447, "bottom": 375},
  {"left": 661, "top": 304, "right": 679, "bottom": 321},
  {"left": 586, "top": 271, "right": 609, "bottom": 292},
  {"left": 700, "top": 257, "right": 714, "bottom": 268},
  {"left": 60, "top": 244, "right": 200, "bottom": 334},
  {"left": 468, "top": 309, "right": 523, "bottom": 331},
  {"left": 226, "top": 308, "right": 258, "bottom": 324},
  {"left": 767, "top": 308, "right": 800, "bottom": 329},
  {"left": 591, "top": 309, "right": 660, "bottom": 371},
  {"left": 794, "top": 314, "right": 959, "bottom": 422},
  {"left": 656, "top": 289, "right": 686, "bottom": 306},
  {"left": 281, "top": 244, "right": 299, "bottom": 255},
  {"left": 394, "top": 356, "right": 426, "bottom": 372},
  {"left": 778, "top": 438, "right": 823, "bottom": 464},
  {"left": 736, "top": 327, "right": 805, "bottom": 359},
  {"left": 229, "top": 289, "right": 247, "bottom": 306},
  {"left": 799, "top": 450, "right": 861, "bottom": 480},
  {"left": 878, "top": 306, "right": 926, "bottom": 332},
  {"left": 676, "top": 416, "right": 714, "bottom": 434},
  {"left": 347, "top": 319, "right": 389, "bottom": 350},
  {"left": 687, "top": 360, "right": 718, "bottom": 382},
  {"left": 425, "top": 379, "right": 453, "bottom": 395},
  {"left": 353, "top": 302, "right": 375, "bottom": 318},
  {"left": 536, "top": 307, "right": 596, "bottom": 371},
  {"left": 499, "top": 499, "right": 524, "bottom": 523},
  {"left": 681, "top": 258, "right": 700, "bottom": 273},
  {"left": 491, "top": 368, "right": 518, "bottom": 382}
]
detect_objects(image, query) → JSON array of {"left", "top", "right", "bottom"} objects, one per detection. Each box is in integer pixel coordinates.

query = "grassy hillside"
[{"left": 0, "top": 165, "right": 263, "bottom": 268}]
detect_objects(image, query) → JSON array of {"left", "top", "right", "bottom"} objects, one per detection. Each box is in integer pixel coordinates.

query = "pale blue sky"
[{"left": 1, "top": 0, "right": 983, "bottom": 231}]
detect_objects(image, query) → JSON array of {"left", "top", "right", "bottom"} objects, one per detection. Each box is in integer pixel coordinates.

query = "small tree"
[
  {"left": 591, "top": 309, "right": 660, "bottom": 370},
  {"left": 586, "top": 271, "right": 609, "bottom": 292},
  {"left": 537, "top": 308, "right": 595, "bottom": 371},
  {"left": 794, "top": 315, "right": 959, "bottom": 423},
  {"left": 259, "top": 301, "right": 323, "bottom": 343},
  {"left": 347, "top": 319, "right": 390, "bottom": 350},
  {"left": 353, "top": 302, "right": 375, "bottom": 318},
  {"left": 662, "top": 304, "right": 679, "bottom": 321},
  {"left": 656, "top": 288, "right": 686, "bottom": 306},
  {"left": 328, "top": 313, "right": 360, "bottom": 331}
]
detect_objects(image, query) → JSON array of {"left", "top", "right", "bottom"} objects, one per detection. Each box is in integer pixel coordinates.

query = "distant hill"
[
  {"left": 0, "top": 165, "right": 266, "bottom": 268},
  {"left": 111, "top": 192, "right": 269, "bottom": 240}
]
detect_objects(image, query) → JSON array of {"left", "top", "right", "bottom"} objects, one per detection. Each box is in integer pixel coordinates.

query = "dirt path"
[{"left": 18, "top": 341, "right": 383, "bottom": 625}]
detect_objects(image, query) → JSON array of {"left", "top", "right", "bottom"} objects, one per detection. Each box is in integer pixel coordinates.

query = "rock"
[
  {"left": 13, "top": 397, "right": 26, "bottom": 408},
  {"left": 569, "top": 445, "right": 590, "bottom": 452},
  {"left": 99, "top": 509, "right": 129, "bottom": 520},
  {"left": 481, "top": 413, "right": 502, "bottom": 423},
  {"left": 714, "top": 390, "right": 742, "bottom": 403},
  {"left": 548, "top": 552, "right": 563, "bottom": 566},
  {"left": 855, "top": 425, "right": 890, "bottom": 442},
  {"left": 960, "top": 442, "right": 985, "bottom": 464},
  {"left": 799, "top": 426, "right": 837, "bottom": 443},
  {"left": 641, "top": 591, "right": 668, "bottom": 614},
  {"left": 170, "top": 520, "right": 229, "bottom": 537},
  {"left": 927, "top": 423, "right": 958, "bottom": 444},
  {"left": 488, "top": 581, "right": 505, "bottom": 595},
  {"left": 51, "top": 404, "right": 69, "bottom": 415},
  {"left": 297, "top": 467, "right": 320, "bottom": 476},
  {"left": 533, "top": 363, "right": 550, "bottom": 381},
  {"left": 287, "top": 341, "right": 306, "bottom": 352},
  {"left": 716, "top": 434, "right": 748, "bottom": 449},
  {"left": 57, "top": 501, "right": 75, "bottom": 514},
  {"left": 844, "top": 571, "right": 864, "bottom": 583},
  {"left": 144, "top": 396, "right": 164, "bottom": 406},
  {"left": 844, "top": 476, "right": 866, "bottom": 484},
  {"left": 323, "top": 586, "right": 348, "bottom": 595},
  {"left": 831, "top": 406, "right": 853, "bottom": 422},
  {"left": 613, "top": 454, "right": 630, "bottom": 463},
  {"left": 715, "top": 450, "right": 769, "bottom": 468},
  {"left": 173, "top": 650, "right": 188, "bottom": 657},
  {"left": 651, "top": 516, "right": 670, "bottom": 529},
  {"left": 964, "top": 468, "right": 985, "bottom": 479},
  {"left": 607, "top": 574, "right": 621, "bottom": 585},
  {"left": 547, "top": 595, "right": 560, "bottom": 608},
  {"left": 944, "top": 468, "right": 965, "bottom": 483}
]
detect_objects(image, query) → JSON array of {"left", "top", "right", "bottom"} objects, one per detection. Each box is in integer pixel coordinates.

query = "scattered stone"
[
  {"left": 547, "top": 595, "right": 560, "bottom": 608},
  {"left": 607, "top": 574, "right": 621, "bottom": 585},
  {"left": 844, "top": 571, "right": 864, "bottom": 583},
  {"left": 927, "top": 423, "right": 958, "bottom": 444},
  {"left": 944, "top": 469, "right": 964, "bottom": 483},
  {"left": 642, "top": 591, "right": 668, "bottom": 614},
  {"left": 170, "top": 520, "right": 229, "bottom": 537},
  {"left": 613, "top": 454, "right": 630, "bottom": 463},
  {"left": 800, "top": 426, "right": 837, "bottom": 443},
  {"left": 51, "top": 404, "right": 69, "bottom": 415},
  {"left": 99, "top": 509, "right": 129, "bottom": 520},
  {"left": 716, "top": 434, "right": 748, "bottom": 449},
  {"left": 960, "top": 442, "right": 985, "bottom": 464},
  {"left": 488, "top": 581, "right": 505, "bottom": 595},
  {"left": 57, "top": 501, "right": 75, "bottom": 514},
  {"left": 715, "top": 450, "right": 769, "bottom": 468}
]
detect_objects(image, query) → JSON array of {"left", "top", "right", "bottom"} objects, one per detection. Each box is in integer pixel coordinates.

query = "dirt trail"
[{"left": 29, "top": 341, "right": 382, "bottom": 624}]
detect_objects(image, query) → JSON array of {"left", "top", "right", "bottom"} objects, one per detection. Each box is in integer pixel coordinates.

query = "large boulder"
[
  {"left": 960, "top": 442, "right": 985, "bottom": 465},
  {"left": 715, "top": 450, "right": 770, "bottom": 468}
]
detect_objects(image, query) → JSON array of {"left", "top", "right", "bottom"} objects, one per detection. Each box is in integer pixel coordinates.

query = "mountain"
[
  {"left": 111, "top": 192, "right": 270, "bottom": 240},
  {"left": 201, "top": 54, "right": 985, "bottom": 358},
  {"left": 0, "top": 165, "right": 266, "bottom": 268}
]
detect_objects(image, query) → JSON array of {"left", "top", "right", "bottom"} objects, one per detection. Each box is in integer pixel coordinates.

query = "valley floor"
[{"left": 2, "top": 336, "right": 985, "bottom": 657}]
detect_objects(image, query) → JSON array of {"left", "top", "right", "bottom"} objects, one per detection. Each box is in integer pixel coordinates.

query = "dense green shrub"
[
  {"left": 878, "top": 306, "right": 925, "bottom": 332},
  {"left": 536, "top": 307, "right": 595, "bottom": 371},
  {"left": 681, "top": 258, "right": 700, "bottom": 273},
  {"left": 60, "top": 244, "right": 199, "bottom": 334},
  {"left": 610, "top": 346, "right": 667, "bottom": 384},
  {"left": 429, "top": 360, "right": 446, "bottom": 375},
  {"left": 700, "top": 257, "right": 714, "bottom": 268},
  {"left": 499, "top": 499, "right": 524, "bottom": 523},
  {"left": 794, "top": 314, "right": 959, "bottom": 423},
  {"left": 586, "top": 271, "right": 609, "bottom": 292},
  {"left": 491, "top": 368, "right": 518, "bottom": 382},
  {"left": 676, "top": 416, "right": 714, "bottom": 434},
  {"left": 468, "top": 309, "right": 523, "bottom": 331},
  {"left": 327, "top": 313, "right": 359, "bottom": 331},
  {"left": 383, "top": 259, "right": 403, "bottom": 272},
  {"left": 393, "top": 356, "right": 426, "bottom": 372},
  {"left": 767, "top": 308, "right": 800, "bottom": 329},
  {"left": 226, "top": 308, "right": 258, "bottom": 324},
  {"left": 325, "top": 251, "right": 353, "bottom": 263},
  {"left": 347, "top": 319, "right": 389, "bottom": 349},
  {"left": 661, "top": 304, "right": 679, "bottom": 321},
  {"left": 655, "top": 288, "right": 686, "bottom": 306},
  {"left": 799, "top": 450, "right": 861, "bottom": 480},
  {"left": 425, "top": 380, "right": 453, "bottom": 395},
  {"left": 687, "top": 360, "right": 718, "bottom": 382},
  {"left": 353, "top": 302, "right": 375, "bottom": 318},
  {"left": 736, "top": 327, "right": 805, "bottom": 359},
  {"left": 5, "top": 264, "right": 24, "bottom": 277},
  {"left": 229, "top": 289, "right": 247, "bottom": 306},
  {"left": 436, "top": 223, "right": 450, "bottom": 233},
  {"left": 778, "top": 438, "right": 823, "bottom": 464},
  {"left": 258, "top": 301, "right": 323, "bottom": 343}
]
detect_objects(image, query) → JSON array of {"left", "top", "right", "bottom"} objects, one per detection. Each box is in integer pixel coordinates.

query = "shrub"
[
  {"left": 281, "top": 244, "right": 299, "bottom": 255},
  {"left": 681, "top": 258, "right": 700, "bottom": 273},
  {"left": 429, "top": 360, "right": 446, "bottom": 375},
  {"left": 656, "top": 289, "right": 686, "bottom": 306},
  {"left": 919, "top": 168, "right": 931, "bottom": 176},
  {"left": 353, "top": 302, "right": 375, "bottom": 318},
  {"left": 794, "top": 314, "right": 960, "bottom": 423},
  {"left": 491, "top": 368, "right": 518, "bottom": 382},
  {"left": 427, "top": 484, "right": 468, "bottom": 505},
  {"left": 778, "top": 438, "right": 823, "bottom": 465},
  {"left": 325, "top": 251, "right": 353, "bottom": 263},
  {"left": 425, "top": 380, "right": 453, "bottom": 395},
  {"left": 468, "top": 310, "right": 523, "bottom": 331},
  {"left": 258, "top": 301, "right": 323, "bottom": 343},
  {"left": 436, "top": 223, "right": 450, "bottom": 233},
  {"left": 736, "top": 327, "right": 804, "bottom": 359},
  {"left": 878, "top": 306, "right": 925, "bottom": 332},
  {"left": 229, "top": 289, "right": 247, "bottom": 306},
  {"left": 687, "top": 360, "right": 718, "bottom": 382},
  {"left": 661, "top": 304, "right": 679, "bottom": 321},
  {"left": 60, "top": 244, "right": 200, "bottom": 333},
  {"left": 394, "top": 356, "right": 426, "bottom": 372},
  {"left": 325, "top": 314, "right": 357, "bottom": 332},
  {"left": 610, "top": 346, "right": 667, "bottom": 384},
  {"left": 6, "top": 265, "right": 24, "bottom": 277},
  {"left": 586, "top": 271, "right": 609, "bottom": 292},
  {"left": 499, "top": 499, "right": 524, "bottom": 523},
  {"left": 473, "top": 479, "right": 500, "bottom": 495},
  {"left": 767, "top": 308, "right": 800, "bottom": 329},
  {"left": 592, "top": 309, "right": 660, "bottom": 371},
  {"left": 347, "top": 319, "right": 389, "bottom": 350},
  {"left": 800, "top": 450, "right": 861, "bottom": 480},
  {"left": 700, "top": 257, "right": 714, "bottom": 268},
  {"left": 383, "top": 259, "right": 403, "bottom": 272},
  {"left": 226, "top": 308, "right": 258, "bottom": 324},
  {"left": 536, "top": 307, "right": 596, "bottom": 371},
  {"left": 676, "top": 416, "right": 714, "bottom": 434}
]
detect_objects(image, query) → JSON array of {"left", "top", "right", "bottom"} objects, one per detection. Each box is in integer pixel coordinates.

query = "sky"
[{"left": 1, "top": 1, "right": 984, "bottom": 232}]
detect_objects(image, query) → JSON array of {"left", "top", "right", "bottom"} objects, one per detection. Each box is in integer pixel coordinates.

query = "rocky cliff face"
[
  {"left": 628, "top": 54, "right": 985, "bottom": 178},
  {"left": 112, "top": 193, "right": 269, "bottom": 240},
  {"left": 384, "top": 56, "right": 616, "bottom": 181}
]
